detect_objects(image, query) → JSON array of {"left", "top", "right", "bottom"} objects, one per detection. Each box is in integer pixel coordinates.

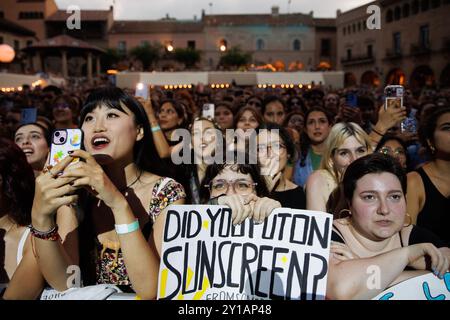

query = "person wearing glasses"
[
  {"left": 52, "top": 95, "right": 79, "bottom": 129},
  {"left": 199, "top": 153, "right": 281, "bottom": 226},
  {"left": 306, "top": 122, "right": 372, "bottom": 212},
  {"left": 375, "top": 134, "right": 409, "bottom": 171},
  {"left": 257, "top": 123, "right": 306, "bottom": 209}
]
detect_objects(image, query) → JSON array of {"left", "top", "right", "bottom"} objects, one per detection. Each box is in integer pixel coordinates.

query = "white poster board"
[
  {"left": 157, "top": 205, "right": 332, "bottom": 300},
  {"left": 374, "top": 272, "right": 450, "bottom": 300}
]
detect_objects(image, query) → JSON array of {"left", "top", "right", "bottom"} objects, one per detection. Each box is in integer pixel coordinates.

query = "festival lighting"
[{"left": 0, "top": 44, "right": 15, "bottom": 63}]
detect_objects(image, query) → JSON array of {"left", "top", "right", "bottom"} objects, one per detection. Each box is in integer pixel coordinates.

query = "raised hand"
[
  {"left": 32, "top": 156, "right": 78, "bottom": 228},
  {"left": 60, "top": 149, "right": 124, "bottom": 210}
]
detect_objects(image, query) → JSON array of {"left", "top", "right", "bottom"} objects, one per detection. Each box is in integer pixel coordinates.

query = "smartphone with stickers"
[
  {"left": 384, "top": 85, "right": 405, "bottom": 132},
  {"left": 49, "top": 129, "right": 83, "bottom": 167},
  {"left": 384, "top": 85, "right": 404, "bottom": 111},
  {"left": 202, "top": 103, "right": 215, "bottom": 121}
]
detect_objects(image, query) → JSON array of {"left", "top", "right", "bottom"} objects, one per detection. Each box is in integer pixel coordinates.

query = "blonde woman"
[{"left": 305, "top": 122, "right": 372, "bottom": 212}]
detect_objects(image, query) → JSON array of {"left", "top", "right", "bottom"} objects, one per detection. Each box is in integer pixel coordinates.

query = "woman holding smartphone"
[{"left": 29, "top": 87, "right": 185, "bottom": 299}]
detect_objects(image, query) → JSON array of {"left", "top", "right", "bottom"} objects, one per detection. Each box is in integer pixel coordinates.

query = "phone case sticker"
[{"left": 49, "top": 129, "right": 82, "bottom": 166}]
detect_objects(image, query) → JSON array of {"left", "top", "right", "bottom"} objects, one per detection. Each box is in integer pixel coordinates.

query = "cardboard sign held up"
[{"left": 157, "top": 205, "right": 332, "bottom": 300}]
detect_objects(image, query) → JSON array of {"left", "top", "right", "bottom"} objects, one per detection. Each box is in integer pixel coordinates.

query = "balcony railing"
[
  {"left": 410, "top": 43, "right": 432, "bottom": 56},
  {"left": 442, "top": 38, "right": 450, "bottom": 52},
  {"left": 384, "top": 49, "right": 402, "bottom": 60},
  {"left": 340, "top": 54, "right": 375, "bottom": 66}
]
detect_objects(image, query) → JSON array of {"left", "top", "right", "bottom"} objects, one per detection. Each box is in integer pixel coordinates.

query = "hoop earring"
[
  {"left": 427, "top": 140, "right": 436, "bottom": 154},
  {"left": 338, "top": 209, "right": 352, "bottom": 220},
  {"left": 404, "top": 212, "right": 412, "bottom": 227}
]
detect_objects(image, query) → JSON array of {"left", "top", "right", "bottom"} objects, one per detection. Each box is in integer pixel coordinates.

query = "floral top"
[{"left": 95, "top": 177, "right": 186, "bottom": 287}]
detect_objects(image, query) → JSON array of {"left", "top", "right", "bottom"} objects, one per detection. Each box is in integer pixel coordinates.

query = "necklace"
[
  {"left": 97, "top": 174, "right": 141, "bottom": 208},
  {"left": 121, "top": 175, "right": 141, "bottom": 197}
]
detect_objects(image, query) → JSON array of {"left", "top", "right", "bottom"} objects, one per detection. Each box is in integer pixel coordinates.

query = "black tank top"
[{"left": 416, "top": 167, "right": 450, "bottom": 246}]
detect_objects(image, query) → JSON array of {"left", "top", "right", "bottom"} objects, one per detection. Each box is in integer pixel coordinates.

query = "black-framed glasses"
[
  {"left": 206, "top": 179, "right": 257, "bottom": 195},
  {"left": 257, "top": 142, "right": 286, "bottom": 153}
]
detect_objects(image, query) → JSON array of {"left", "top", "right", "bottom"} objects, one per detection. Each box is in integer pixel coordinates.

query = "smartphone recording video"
[
  {"left": 135, "top": 82, "right": 149, "bottom": 100},
  {"left": 202, "top": 103, "right": 215, "bottom": 121},
  {"left": 49, "top": 129, "right": 83, "bottom": 167},
  {"left": 384, "top": 85, "right": 404, "bottom": 111}
]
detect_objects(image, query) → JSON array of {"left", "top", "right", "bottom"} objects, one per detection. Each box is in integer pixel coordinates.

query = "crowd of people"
[{"left": 0, "top": 80, "right": 449, "bottom": 300}]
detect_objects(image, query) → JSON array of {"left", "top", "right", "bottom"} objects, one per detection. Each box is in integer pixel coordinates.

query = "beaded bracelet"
[{"left": 29, "top": 224, "right": 61, "bottom": 241}]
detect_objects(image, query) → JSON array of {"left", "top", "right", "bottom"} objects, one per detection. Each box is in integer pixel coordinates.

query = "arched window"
[
  {"left": 412, "top": 0, "right": 420, "bottom": 14},
  {"left": 394, "top": 6, "right": 401, "bottom": 20},
  {"left": 421, "top": 0, "right": 430, "bottom": 11},
  {"left": 431, "top": 0, "right": 441, "bottom": 8},
  {"left": 293, "top": 39, "right": 301, "bottom": 51},
  {"left": 256, "top": 39, "right": 265, "bottom": 51},
  {"left": 386, "top": 9, "right": 393, "bottom": 23},
  {"left": 403, "top": 3, "right": 410, "bottom": 17}
]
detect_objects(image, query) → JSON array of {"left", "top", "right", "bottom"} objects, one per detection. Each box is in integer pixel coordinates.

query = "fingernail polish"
[
  {"left": 68, "top": 150, "right": 74, "bottom": 154},
  {"left": 69, "top": 181, "right": 74, "bottom": 186}
]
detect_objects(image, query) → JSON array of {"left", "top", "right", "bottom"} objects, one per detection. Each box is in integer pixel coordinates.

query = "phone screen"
[
  {"left": 202, "top": 103, "right": 215, "bottom": 121},
  {"left": 49, "top": 129, "right": 83, "bottom": 167},
  {"left": 135, "top": 83, "right": 149, "bottom": 100},
  {"left": 20, "top": 108, "right": 37, "bottom": 124},
  {"left": 346, "top": 94, "right": 358, "bottom": 108},
  {"left": 384, "top": 85, "right": 404, "bottom": 111}
]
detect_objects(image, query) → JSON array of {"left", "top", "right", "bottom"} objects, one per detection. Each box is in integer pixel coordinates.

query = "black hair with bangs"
[{"left": 79, "top": 87, "right": 168, "bottom": 176}]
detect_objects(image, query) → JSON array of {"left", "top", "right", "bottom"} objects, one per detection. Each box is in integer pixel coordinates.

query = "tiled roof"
[
  {"left": 110, "top": 20, "right": 203, "bottom": 34},
  {"left": 46, "top": 10, "right": 111, "bottom": 21},
  {"left": 203, "top": 13, "right": 315, "bottom": 26},
  {"left": 23, "top": 34, "right": 104, "bottom": 52},
  {"left": 314, "top": 18, "right": 336, "bottom": 28},
  {"left": 0, "top": 18, "right": 36, "bottom": 36}
]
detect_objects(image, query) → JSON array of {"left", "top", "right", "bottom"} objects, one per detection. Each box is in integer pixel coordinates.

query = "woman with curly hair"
[
  {"left": 0, "top": 139, "right": 43, "bottom": 298},
  {"left": 406, "top": 106, "right": 450, "bottom": 246}
]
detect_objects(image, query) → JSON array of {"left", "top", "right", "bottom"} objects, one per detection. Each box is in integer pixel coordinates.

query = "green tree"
[
  {"left": 129, "top": 42, "right": 161, "bottom": 70},
  {"left": 100, "top": 48, "right": 122, "bottom": 71},
  {"left": 173, "top": 47, "right": 201, "bottom": 69},
  {"left": 219, "top": 46, "right": 252, "bottom": 70}
]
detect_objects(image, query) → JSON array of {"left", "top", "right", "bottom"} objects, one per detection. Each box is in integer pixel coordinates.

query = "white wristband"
[{"left": 115, "top": 219, "right": 139, "bottom": 235}]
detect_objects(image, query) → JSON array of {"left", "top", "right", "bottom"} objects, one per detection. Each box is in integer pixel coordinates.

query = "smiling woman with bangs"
[{"left": 29, "top": 87, "right": 186, "bottom": 299}]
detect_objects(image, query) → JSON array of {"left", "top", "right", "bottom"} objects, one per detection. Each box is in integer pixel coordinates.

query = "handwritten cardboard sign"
[{"left": 157, "top": 205, "right": 332, "bottom": 300}]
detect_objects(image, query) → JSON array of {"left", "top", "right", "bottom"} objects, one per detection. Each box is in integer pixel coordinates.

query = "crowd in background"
[{"left": 0, "top": 79, "right": 449, "bottom": 300}]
